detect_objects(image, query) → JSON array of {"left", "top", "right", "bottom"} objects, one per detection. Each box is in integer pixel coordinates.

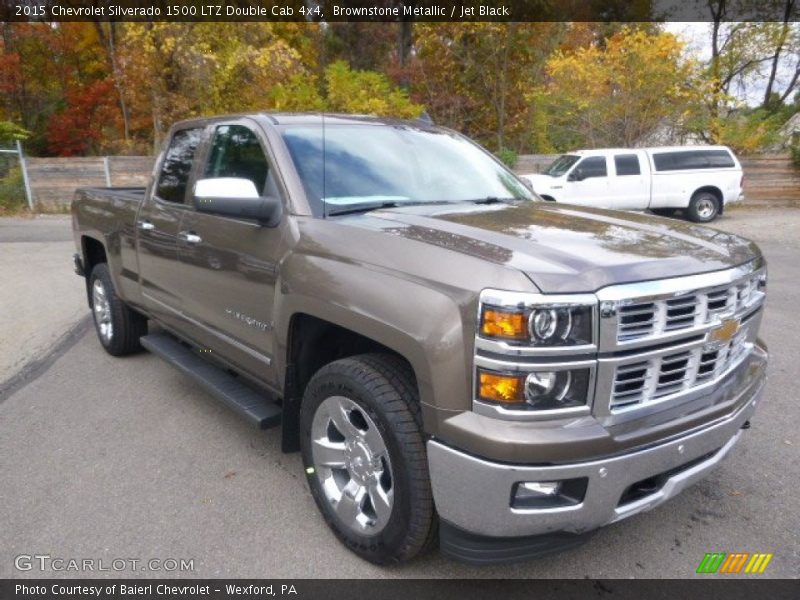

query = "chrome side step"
[{"left": 140, "top": 333, "right": 281, "bottom": 429}]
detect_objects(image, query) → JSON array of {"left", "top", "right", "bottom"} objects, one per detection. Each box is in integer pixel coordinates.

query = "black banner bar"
[
  {"left": 2, "top": 579, "right": 800, "bottom": 600},
  {"left": 1, "top": 0, "right": 799, "bottom": 23}
]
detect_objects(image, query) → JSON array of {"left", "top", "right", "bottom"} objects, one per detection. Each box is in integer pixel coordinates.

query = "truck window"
[
  {"left": 574, "top": 156, "right": 607, "bottom": 179},
  {"left": 614, "top": 154, "right": 641, "bottom": 176},
  {"left": 204, "top": 125, "right": 269, "bottom": 195},
  {"left": 652, "top": 149, "right": 735, "bottom": 171},
  {"left": 155, "top": 128, "right": 204, "bottom": 203}
]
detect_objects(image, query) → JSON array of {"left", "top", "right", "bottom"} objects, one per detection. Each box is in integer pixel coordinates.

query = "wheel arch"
[
  {"left": 81, "top": 235, "right": 108, "bottom": 306},
  {"left": 273, "top": 262, "right": 469, "bottom": 452},
  {"left": 278, "top": 309, "right": 432, "bottom": 453},
  {"left": 690, "top": 186, "right": 724, "bottom": 218}
]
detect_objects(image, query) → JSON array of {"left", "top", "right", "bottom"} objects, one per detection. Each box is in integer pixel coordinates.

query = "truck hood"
[
  {"left": 519, "top": 173, "right": 559, "bottom": 192},
  {"left": 345, "top": 201, "right": 760, "bottom": 293}
]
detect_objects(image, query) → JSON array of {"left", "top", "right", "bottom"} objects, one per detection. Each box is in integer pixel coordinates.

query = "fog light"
[
  {"left": 518, "top": 481, "right": 561, "bottom": 498},
  {"left": 512, "top": 478, "right": 588, "bottom": 509}
]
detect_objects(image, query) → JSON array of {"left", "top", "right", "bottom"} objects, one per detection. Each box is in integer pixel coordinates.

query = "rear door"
[
  {"left": 176, "top": 120, "right": 285, "bottom": 383},
  {"left": 136, "top": 126, "right": 204, "bottom": 326},
  {"left": 561, "top": 155, "right": 611, "bottom": 206},
  {"left": 610, "top": 152, "right": 650, "bottom": 210}
]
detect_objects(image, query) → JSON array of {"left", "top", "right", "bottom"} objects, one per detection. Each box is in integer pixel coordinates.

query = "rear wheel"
[
  {"left": 299, "top": 354, "right": 437, "bottom": 564},
  {"left": 89, "top": 263, "right": 147, "bottom": 356},
  {"left": 687, "top": 191, "right": 720, "bottom": 223}
]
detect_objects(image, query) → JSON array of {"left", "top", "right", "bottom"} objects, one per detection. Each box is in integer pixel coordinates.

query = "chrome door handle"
[
  {"left": 179, "top": 231, "right": 202, "bottom": 244},
  {"left": 138, "top": 220, "right": 155, "bottom": 231}
]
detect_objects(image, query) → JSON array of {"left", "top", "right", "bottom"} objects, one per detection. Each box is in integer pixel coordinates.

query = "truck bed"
[{"left": 75, "top": 186, "right": 147, "bottom": 202}]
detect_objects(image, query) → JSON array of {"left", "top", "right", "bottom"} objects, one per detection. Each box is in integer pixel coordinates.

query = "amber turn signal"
[
  {"left": 478, "top": 370, "right": 525, "bottom": 404},
  {"left": 481, "top": 308, "right": 528, "bottom": 340}
]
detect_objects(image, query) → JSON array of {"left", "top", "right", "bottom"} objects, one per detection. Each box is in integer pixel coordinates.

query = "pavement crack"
[{"left": 0, "top": 315, "right": 91, "bottom": 404}]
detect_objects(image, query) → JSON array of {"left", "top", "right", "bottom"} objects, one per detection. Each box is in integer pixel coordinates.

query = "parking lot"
[{"left": 1, "top": 207, "right": 798, "bottom": 578}]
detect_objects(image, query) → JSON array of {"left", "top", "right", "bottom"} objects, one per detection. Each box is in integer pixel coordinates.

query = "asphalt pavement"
[{"left": 0, "top": 210, "right": 797, "bottom": 578}]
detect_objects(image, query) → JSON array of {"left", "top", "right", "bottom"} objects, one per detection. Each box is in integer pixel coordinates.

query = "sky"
[{"left": 663, "top": 22, "right": 797, "bottom": 107}]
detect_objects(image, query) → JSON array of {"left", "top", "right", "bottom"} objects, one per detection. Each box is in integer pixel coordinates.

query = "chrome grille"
[
  {"left": 610, "top": 324, "right": 751, "bottom": 410},
  {"left": 616, "top": 272, "right": 763, "bottom": 344}
]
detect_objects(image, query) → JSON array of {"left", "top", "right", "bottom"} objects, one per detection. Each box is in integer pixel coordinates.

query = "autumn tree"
[
  {"left": 538, "top": 27, "right": 701, "bottom": 149},
  {"left": 270, "top": 60, "right": 422, "bottom": 117},
  {"left": 118, "top": 23, "right": 317, "bottom": 151},
  {"left": 409, "top": 22, "right": 564, "bottom": 152}
]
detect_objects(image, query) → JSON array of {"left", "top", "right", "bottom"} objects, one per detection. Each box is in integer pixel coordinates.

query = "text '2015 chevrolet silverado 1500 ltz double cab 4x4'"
[{"left": 72, "top": 113, "right": 768, "bottom": 565}]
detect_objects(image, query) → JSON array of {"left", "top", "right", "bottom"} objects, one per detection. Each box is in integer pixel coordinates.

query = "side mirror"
[
  {"left": 567, "top": 169, "right": 583, "bottom": 182},
  {"left": 194, "top": 177, "right": 282, "bottom": 227}
]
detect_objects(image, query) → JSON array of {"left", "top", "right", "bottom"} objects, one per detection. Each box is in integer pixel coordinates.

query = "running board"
[{"left": 140, "top": 333, "right": 281, "bottom": 429}]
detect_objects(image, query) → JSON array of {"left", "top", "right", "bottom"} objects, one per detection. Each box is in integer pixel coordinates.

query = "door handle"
[
  {"left": 138, "top": 220, "right": 155, "bottom": 231},
  {"left": 179, "top": 231, "right": 202, "bottom": 245}
]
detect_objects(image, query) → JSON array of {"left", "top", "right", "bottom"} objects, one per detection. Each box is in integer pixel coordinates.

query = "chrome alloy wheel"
[
  {"left": 92, "top": 279, "right": 113, "bottom": 343},
  {"left": 310, "top": 395, "right": 394, "bottom": 535},
  {"left": 696, "top": 195, "right": 717, "bottom": 220}
]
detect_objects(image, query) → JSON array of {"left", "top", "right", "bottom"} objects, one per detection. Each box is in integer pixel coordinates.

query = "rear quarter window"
[
  {"left": 652, "top": 149, "right": 735, "bottom": 172},
  {"left": 614, "top": 154, "right": 641, "bottom": 176}
]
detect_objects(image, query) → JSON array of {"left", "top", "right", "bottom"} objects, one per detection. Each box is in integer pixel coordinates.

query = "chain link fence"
[{"left": 0, "top": 141, "right": 33, "bottom": 214}]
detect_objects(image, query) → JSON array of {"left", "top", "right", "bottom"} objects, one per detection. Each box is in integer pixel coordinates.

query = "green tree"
[{"left": 0, "top": 121, "right": 29, "bottom": 143}]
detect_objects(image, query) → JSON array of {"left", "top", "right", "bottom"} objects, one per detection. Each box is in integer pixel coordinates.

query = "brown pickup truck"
[{"left": 71, "top": 113, "right": 768, "bottom": 565}]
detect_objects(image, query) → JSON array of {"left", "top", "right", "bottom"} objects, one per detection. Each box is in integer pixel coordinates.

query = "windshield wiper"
[
  {"left": 469, "top": 196, "right": 517, "bottom": 205},
  {"left": 327, "top": 201, "right": 403, "bottom": 216},
  {"left": 326, "top": 200, "right": 454, "bottom": 217}
]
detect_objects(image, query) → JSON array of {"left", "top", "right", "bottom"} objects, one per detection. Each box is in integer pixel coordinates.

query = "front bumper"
[{"left": 428, "top": 373, "right": 764, "bottom": 544}]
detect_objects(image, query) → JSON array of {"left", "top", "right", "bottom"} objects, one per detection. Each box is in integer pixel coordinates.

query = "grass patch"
[{"left": 0, "top": 166, "right": 29, "bottom": 215}]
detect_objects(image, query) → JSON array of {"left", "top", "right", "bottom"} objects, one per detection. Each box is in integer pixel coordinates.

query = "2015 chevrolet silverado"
[{"left": 71, "top": 113, "right": 768, "bottom": 565}]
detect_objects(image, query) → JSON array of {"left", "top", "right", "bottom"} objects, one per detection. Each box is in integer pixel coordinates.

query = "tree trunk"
[
  {"left": 94, "top": 21, "right": 131, "bottom": 143},
  {"left": 762, "top": 1, "right": 794, "bottom": 108}
]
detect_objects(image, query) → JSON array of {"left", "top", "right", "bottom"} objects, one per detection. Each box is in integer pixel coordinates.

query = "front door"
[
  {"left": 610, "top": 152, "right": 649, "bottom": 210},
  {"left": 177, "top": 121, "right": 285, "bottom": 383},
  {"left": 561, "top": 156, "right": 611, "bottom": 207},
  {"left": 137, "top": 126, "right": 204, "bottom": 327}
]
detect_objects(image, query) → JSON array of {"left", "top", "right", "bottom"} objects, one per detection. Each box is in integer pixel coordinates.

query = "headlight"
[
  {"left": 476, "top": 291, "right": 597, "bottom": 416},
  {"left": 477, "top": 367, "right": 591, "bottom": 410},
  {"left": 479, "top": 296, "right": 594, "bottom": 347}
]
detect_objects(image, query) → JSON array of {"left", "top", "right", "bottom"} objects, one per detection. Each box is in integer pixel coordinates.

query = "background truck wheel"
[
  {"left": 89, "top": 263, "right": 147, "bottom": 356},
  {"left": 687, "top": 191, "right": 720, "bottom": 223},
  {"left": 299, "top": 353, "right": 437, "bottom": 564}
]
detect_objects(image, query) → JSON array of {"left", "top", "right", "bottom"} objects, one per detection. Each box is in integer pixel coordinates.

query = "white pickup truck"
[{"left": 521, "top": 146, "right": 744, "bottom": 222}]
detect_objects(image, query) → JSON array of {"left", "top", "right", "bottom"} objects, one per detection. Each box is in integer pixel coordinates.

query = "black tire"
[
  {"left": 687, "top": 191, "right": 720, "bottom": 223},
  {"left": 299, "top": 353, "right": 437, "bottom": 564},
  {"left": 88, "top": 263, "right": 147, "bottom": 356}
]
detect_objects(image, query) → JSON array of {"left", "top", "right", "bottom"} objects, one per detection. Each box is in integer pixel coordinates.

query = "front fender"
[{"left": 273, "top": 253, "right": 474, "bottom": 426}]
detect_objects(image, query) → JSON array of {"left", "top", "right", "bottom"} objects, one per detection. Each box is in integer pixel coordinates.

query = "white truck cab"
[{"left": 521, "top": 146, "right": 744, "bottom": 222}]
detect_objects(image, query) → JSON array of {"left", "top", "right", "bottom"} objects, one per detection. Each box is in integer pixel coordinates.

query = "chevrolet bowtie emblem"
[{"left": 709, "top": 318, "right": 740, "bottom": 344}]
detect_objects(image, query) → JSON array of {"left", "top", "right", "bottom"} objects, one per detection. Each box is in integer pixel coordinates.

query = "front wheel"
[
  {"left": 89, "top": 263, "right": 147, "bottom": 356},
  {"left": 687, "top": 192, "right": 720, "bottom": 223},
  {"left": 299, "top": 354, "right": 437, "bottom": 564}
]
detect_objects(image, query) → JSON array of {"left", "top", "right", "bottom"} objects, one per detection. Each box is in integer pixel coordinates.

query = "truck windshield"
[
  {"left": 544, "top": 154, "right": 580, "bottom": 177},
  {"left": 280, "top": 123, "right": 533, "bottom": 217}
]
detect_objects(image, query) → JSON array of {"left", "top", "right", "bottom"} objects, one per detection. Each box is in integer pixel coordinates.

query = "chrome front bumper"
[{"left": 428, "top": 377, "right": 763, "bottom": 539}]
